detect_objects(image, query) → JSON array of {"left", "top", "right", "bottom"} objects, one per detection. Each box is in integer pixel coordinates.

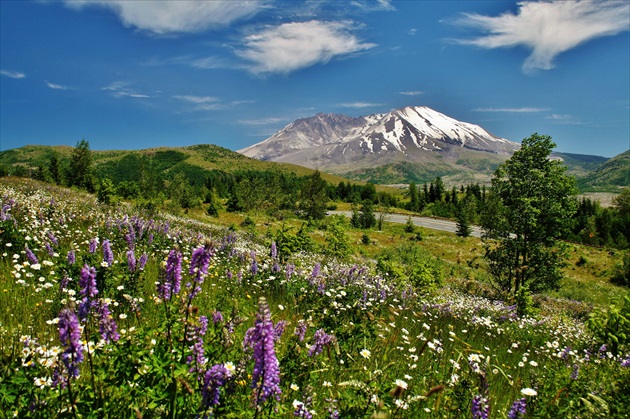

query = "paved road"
[{"left": 329, "top": 210, "right": 483, "bottom": 238}]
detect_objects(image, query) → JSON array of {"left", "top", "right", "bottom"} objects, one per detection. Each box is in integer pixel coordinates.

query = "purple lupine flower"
[
  {"left": 226, "top": 269, "right": 233, "bottom": 281},
  {"left": 471, "top": 395, "right": 490, "bottom": 419},
  {"left": 45, "top": 242, "right": 55, "bottom": 257},
  {"left": 188, "top": 243, "right": 214, "bottom": 300},
  {"left": 78, "top": 265, "right": 98, "bottom": 319},
  {"left": 202, "top": 364, "right": 230, "bottom": 407},
  {"left": 293, "top": 400, "right": 313, "bottom": 419},
  {"left": 102, "top": 240, "right": 113, "bottom": 266},
  {"left": 570, "top": 364, "right": 579, "bottom": 380},
  {"left": 270, "top": 241, "right": 277, "bottom": 259},
  {"left": 89, "top": 238, "right": 98, "bottom": 253},
  {"left": 274, "top": 320, "right": 287, "bottom": 341},
  {"left": 67, "top": 250, "right": 76, "bottom": 265},
  {"left": 25, "top": 246, "right": 38, "bottom": 265},
  {"left": 250, "top": 251, "right": 258, "bottom": 275},
  {"left": 212, "top": 311, "right": 224, "bottom": 324},
  {"left": 187, "top": 317, "right": 208, "bottom": 377},
  {"left": 507, "top": 398, "right": 527, "bottom": 419},
  {"left": 138, "top": 253, "right": 148, "bottom": 271},
  {"left": 148, "top": 233, "right": 154, "bottom": 245},
  {"left": 95, "top": 301, "right": 120, "bottom": 343},
  {"left": 47, "top": 231, "right": 58, "bottom": 246},
  {"left": 58, "top": 308, "right": 83, "bottom": 379},
  {"left": 157, "top": 249, "right": 182, "bottom": 300},
  {"left": 621, "top": 355, "right": 630, "bottom": 367},
  {"left": 243, "top": 297, "right": 282, "bottom": 405},
  {"left": 125, "top": 227, "right": 135, "bottom": 249},
  {"left": 294, "top": 320, "right": 308, "bottom": 342},
  {"left": 127, "top": 250, "right": 136, "bottom": 272},
  {"left": 311, "top": 263, "right": 321, "bottom": 279},
  {"left": 285, "top": 263, "right": 294, "bottom": 280},
  {"left": 308, "top": 329, "right": 335, "bottom": 357}
]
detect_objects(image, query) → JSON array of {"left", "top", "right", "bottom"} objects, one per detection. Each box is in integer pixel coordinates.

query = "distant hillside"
[
  {"left": 0, "top": 144, "right": 349, "bottom": 185},
  {"left": 577, "top": 149, "right": 630, "bottom": 191},
  {"left": 552, "top": 152, "right": 609, "bottom": 178}
]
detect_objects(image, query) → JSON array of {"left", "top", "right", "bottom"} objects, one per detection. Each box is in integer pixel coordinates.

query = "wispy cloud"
[
  {"left": 400, "top": 91, "right": 423, "bottom": 96},
  {"left": 102, "top": 81, "right": 150, "bottom": 98},
  {"left": 546, "top": 113, "right": 583, "bottom": 125},
  {"left": 46, "top": 81, "right": 70, "bottom": 90},
  {"left": 1, "top": 69, "right": 26, "bottom": 79},
  {"left": 339, "top": 102, "right": 383, "bottom": 108},
  {"left": 452, "top": 0, "right": 630, "bottom": 73},
  {"left": 237, "top": 117, "right": 285, "bottom": 126},
  {"left": 474, "top": 107, "right": 550, "bottom": 113},
  {"left": 64, "top": 0, "right": 268, "bottom": 35},
  {"left": 173, "top": 94, "right": 223, "bottom": 111},
  {"left": 237, "top": 20, "right": 376, "bottom": 75},
  {"left": 350, "top": 0, "right": 395, "bottom": 12},
  {"left": 173, "top": 95, "right": 219, "bottom": 104}
]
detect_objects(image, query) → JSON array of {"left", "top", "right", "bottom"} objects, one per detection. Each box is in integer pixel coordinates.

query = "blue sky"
[{"left": 1, "top": 0, "right": 629, "bottom": 157}]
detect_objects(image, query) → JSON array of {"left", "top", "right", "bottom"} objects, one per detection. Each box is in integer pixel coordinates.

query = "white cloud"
[
  {"left": 339, "top": 102, "right": 383, "bottom": 108},
  {"left": 400, "top": 91, "right": 423, "bottom": 96},
  {"left": 173, "top": 95, "right": 220, "bottom": 104},
  {"left": 46, "top": 81, "right": 70, "bottom": 90},
  {"left": 237, "top": 20, "right": 376, "bottom": 74},
  {"left": 102, "top": 81, "right": 150, "bottom": 98},
  {"left": 64, "top": 0, "right": 268, "bottom": 35},
  {"left": 453, "top": 0, "right": 630, "bottom": 73},
  {"left": 474, "top": 107, "right": 550, "bottom": 113},
  {"left": 1, "top": 69, "right": 26, "bottom": 79},
  {"left": 350, "top": 0, "right": 395, "bottom": 12},
  {"left": 546, "top": 113, "right": 582, "bottom": 124},
  {"left": 237, "top": 117, "right": 285, "bottom": 125}
]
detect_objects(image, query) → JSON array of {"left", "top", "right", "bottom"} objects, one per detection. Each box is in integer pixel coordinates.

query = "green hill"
[
  {"left": 0, "top": 143, "right": 348, "bottom": 185},
  {"left": 577, "top": 149, "right": 630, "bottom": 191}
]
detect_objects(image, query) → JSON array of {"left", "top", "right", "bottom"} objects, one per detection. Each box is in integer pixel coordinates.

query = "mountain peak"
[{"left": 238, "top": 105, "right": 519, "bottom": 173}]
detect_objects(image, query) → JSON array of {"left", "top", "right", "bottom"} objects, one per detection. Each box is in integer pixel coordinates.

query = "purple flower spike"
[
  {"left": 89, "top": 238, "right": 98, "bottom": 253},
  {"left": 471, "top": 395, "right": 490, "bottom": 419},
  {"left": 138, "top": 253, "right": 148, "bottom": 271},
  {"left": 67, "top": 250, "right": 76, "bottom": 265},
  {"left": 127, "top": 249, "right": 136, "bottom": 272},
  {"left": 78, "top": 264, "right": 98, "bottom": 319},
  {"left": 308, "top": 328, "right": 335, "bottom": 357},
  {"left": 507, "top": 397, "right": 527, "bottom": 419},
  {"left": 158, "top": 249, "right": 183, "bottom": 300},
  {"left": 202, "top": 364, "right": 230, "bottom": 407},
  {"left": 58, "top": 308, "right": 83, "bottom": 379},
  {"left": 243, "top": 297, "right": 282, "bottom": 405},
  {"left": 25, "top": 246, "right": 38, "bottom": 265},
  {"left": 102, "top": 240, "right": 114, "bottom": 266},
  {"left": 96, "top": 301, "right": 120, "bottom": 343}
]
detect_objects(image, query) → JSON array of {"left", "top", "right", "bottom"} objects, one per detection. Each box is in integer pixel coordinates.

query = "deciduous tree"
[{"left": 481, "top": 134, "right": 577, "bottom": 294}]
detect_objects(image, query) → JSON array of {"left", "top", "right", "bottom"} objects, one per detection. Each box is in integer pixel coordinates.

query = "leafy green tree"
[
  {"left": 481, "top": 133, "right": 577, "bottom": 294},
  {"left": 299, "top": 171, "right": 328, "bottom": 220},
  {"left": 69, "top": 139, "right": 94, "bottom": 191}
]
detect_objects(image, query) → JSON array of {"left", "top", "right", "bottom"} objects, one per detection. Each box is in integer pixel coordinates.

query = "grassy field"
[{"left": 0, "top": 178, "right": 628, "bottom": 418}]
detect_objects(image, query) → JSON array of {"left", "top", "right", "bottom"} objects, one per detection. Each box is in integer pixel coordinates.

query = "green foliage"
[
  {"left": 482, "top": 134, "right": 578, "bottom": 294},
  {"left": 273, "top": 223, "right": 316, "bottom": 261},
  {"left": 324, "top": 215, "right": 351, "bottom": 259},
  {"left": 611, "top": 252, "right": 630, "bottom": 287},
  {"left": 96, "top": 178, "right": 117, "bottom": 205},
  {"left": 587, "top": 292, "right": 630, "bottom": 355},
  {"left": 299, "top": 171, "right": 329, "bottom": 220},
  {"left": 361, "top": 233, "right": 370, "bottom": 245},
  {"left": 514, "top": 284, "right": 539, "bottom": 317},
  {"left": 404, "top": 216, "right": 415, "bottom": 233},
  {"left": 69, "top": 139, "right": 95, "bottom": 191},
  {"left": 376, "top": 243, "right": 443, "bottom": 291}
]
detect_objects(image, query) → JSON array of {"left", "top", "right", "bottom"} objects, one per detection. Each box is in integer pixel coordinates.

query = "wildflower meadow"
[{"left": 1, "top": 178, "right": 628, "bottom": 418}]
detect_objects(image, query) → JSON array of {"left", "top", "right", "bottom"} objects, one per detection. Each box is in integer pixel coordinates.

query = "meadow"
[{"left": 0, "top": 178, "right": 628, "bottom": 418}]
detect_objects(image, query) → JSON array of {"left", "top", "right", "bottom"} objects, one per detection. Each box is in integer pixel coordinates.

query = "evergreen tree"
[
  {"left": 455, "top": 206, "right": 472, "bottom": 238},
  {"left": 69, "top": 139, "right": 94, "bottom": 191},
  {"left": 299, "top": 171, "right": 328, "bottom": 220},
  {"left": 408, "top": 182, "right": 418, "bottom": 212},
  {"left": 48, "top": 153, "right": 62, "bottom": 184}
]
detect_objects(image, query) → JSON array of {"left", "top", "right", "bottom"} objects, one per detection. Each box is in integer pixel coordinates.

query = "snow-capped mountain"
[{"left": 238, "top": 106, "right": 521, "bottom": 183}]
